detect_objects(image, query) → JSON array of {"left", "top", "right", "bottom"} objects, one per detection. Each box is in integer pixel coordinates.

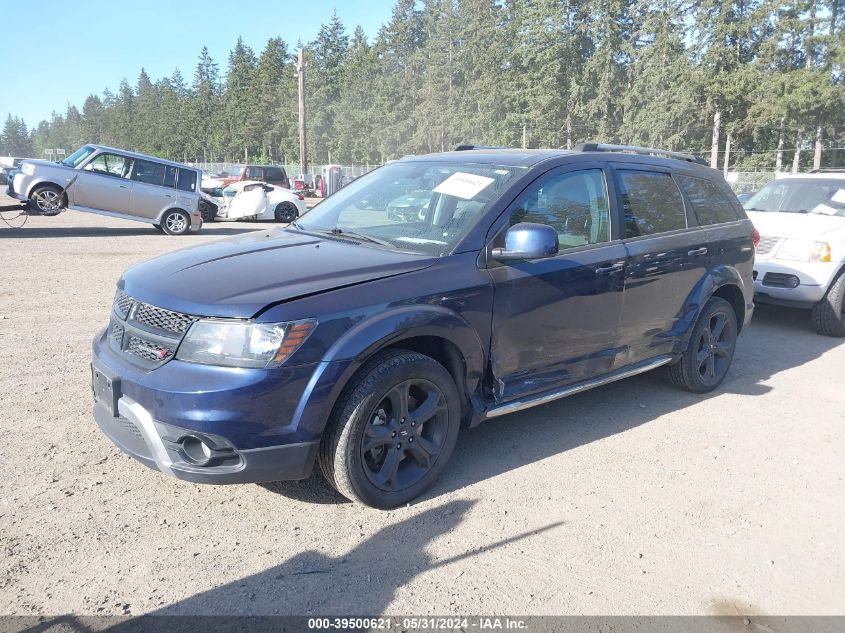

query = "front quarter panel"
[{"left": 256, "top": 252, "right": 493, "bottom": 435}]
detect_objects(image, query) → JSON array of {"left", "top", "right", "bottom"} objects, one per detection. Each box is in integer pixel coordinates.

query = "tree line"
[{"left": 2, "top": 0, "right": 843, "bottom": 172}]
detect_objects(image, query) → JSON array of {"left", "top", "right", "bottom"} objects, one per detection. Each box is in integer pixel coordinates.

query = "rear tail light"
[{"left": 751, "top": 227, "right": 761, "bottom": 250}]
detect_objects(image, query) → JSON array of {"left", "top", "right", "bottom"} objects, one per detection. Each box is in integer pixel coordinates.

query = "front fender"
[{"left": 290, "top": 305, "right": 487, "bottom": 437}]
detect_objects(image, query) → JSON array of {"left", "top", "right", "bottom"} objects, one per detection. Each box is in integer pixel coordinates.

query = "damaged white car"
[{"left": 216, "top": 180, "right": 306, "bottom": 223}]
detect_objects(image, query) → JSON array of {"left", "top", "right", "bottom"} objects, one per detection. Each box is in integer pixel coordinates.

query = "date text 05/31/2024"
[{"left": 307, "top": 617, "right": 529, "bottom": 630}]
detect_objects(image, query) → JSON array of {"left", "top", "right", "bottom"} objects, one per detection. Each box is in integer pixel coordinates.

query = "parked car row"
[{"left": 6, "top": 145, "right": 304, "bottom": 234}]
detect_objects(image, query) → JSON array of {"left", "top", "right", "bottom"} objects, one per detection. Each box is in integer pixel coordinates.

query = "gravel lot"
[{"left": 1, "top": 203, "right": 843, "bottom": 617}]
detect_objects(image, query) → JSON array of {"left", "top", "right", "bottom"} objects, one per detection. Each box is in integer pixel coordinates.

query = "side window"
[
  {"left": 131, "top": 159, "right": 166, "bottom": 186},
  {"left": 618, "top": 170, "right": 686, "bottom": 238},
  {"left": 246, "top": 166, "right": 263, "bottom": 180},
  {"left": 509, "top": 169, "right": 610, "bottom": 249},
  {"left": 85, "top": 153, "right": 132, "bottom": 178},
  {"left": 163, "top": 165, "right": 178, "bottom": 188},
  {"left": 266, "top": 166, "right": 285, "bottom": 181},
  {"left": 176, "top": 169, "right": 197, "bottom": 192},
  {"left": 677, "top": 175, "right": 740, "bottom": 225}
]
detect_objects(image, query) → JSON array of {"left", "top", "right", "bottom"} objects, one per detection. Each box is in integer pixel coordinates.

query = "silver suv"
[{"left": 7, "top": 145, "right": 203, "bottom": 235}]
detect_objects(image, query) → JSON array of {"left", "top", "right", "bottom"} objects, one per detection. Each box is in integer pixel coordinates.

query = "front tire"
[
  {"left": 274, "top": 202, "right": 298, "bottom": 223},
  {"left": 319, "top": 350, "right": 461, "bottom": 509},
  {"left": 811, "top": 271, "right": 845, "bottom": 337},
  {"left": 29, "top": 184, "right": 66, "bottom": 215},
  {"left": 160, "top": 209, "right": 192, "bottom": 236},
  {"left": 667, "top": 297, "right": 738, "bottom": 393}
]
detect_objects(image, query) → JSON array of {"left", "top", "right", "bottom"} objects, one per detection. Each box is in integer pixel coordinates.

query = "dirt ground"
[{"left": 0, "top": 203, "right": 843, "bottom": 617}]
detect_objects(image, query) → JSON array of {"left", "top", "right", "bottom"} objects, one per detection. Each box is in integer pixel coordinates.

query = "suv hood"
[
  {"left": 746, "top": 210, "right": 845, "bottom": 240},
  {"left": 121, "top": 228, "right": 436, "bottom": 318}
]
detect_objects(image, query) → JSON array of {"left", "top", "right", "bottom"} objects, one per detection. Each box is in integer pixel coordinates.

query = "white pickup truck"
[{"left": 744, "top": 172, "right": 845, "bottom": 336}]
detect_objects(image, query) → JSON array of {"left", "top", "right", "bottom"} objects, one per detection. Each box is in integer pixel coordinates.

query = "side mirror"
[{"left": 491, "top": 222, "right": 559, "bottom": 261}]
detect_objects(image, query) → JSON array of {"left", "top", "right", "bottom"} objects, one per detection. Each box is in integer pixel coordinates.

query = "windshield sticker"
[
  {"left": 831, "top": 189, "right": 845, "bottom": 204},
  {"left": 433, "top": 172, "right": 495, "bottom": 200},
  {"left": 812, "top": 203, "right": 838, "bottom": 216}
]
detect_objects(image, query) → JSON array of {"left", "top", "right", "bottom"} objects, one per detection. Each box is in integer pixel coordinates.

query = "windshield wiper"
[{"left": 327, "top": 227, "right": 393, "bottom": 247}]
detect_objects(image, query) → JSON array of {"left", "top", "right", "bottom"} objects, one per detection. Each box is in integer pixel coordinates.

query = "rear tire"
[
  {"left": 160, "top": 209, "right": 191, "bottom": 236},
  {"left": 319, "top": 350, "right": 461, "bottom": 509},
  {"left": 667, "top": 297, "right": 738, "bottom": 393},
  {"left": 811, "top": 271, "right": 845, "bottom": 337},
  {"left": 29, "top": 184, "right": 66, "bottom": 215},
  {"left": 274, "top": 202, "right": 298, "bottom": 223}
]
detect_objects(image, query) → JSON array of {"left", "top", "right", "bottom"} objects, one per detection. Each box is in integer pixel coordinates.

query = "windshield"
[
  {"left": 295, "top": 161, "right": 521, "bottom": 256},
  {"left": 62, "top": 145, "right": 96, "bottom": 168},
  {"left": 744, "top": 179, "right": 845, "bottom": 216}
]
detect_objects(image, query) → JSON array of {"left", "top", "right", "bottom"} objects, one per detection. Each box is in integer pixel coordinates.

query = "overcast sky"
[{"left": 0, "top": 0, "right": 395, "bottom": 130}]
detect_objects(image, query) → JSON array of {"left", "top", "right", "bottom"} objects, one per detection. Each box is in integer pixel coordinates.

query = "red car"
[{"left": 222, "top": 165, "right": 290, "bottom": 189}]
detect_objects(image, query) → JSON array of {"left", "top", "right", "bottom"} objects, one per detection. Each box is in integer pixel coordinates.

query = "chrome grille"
[
  {"left": 756, "top": 236, "right": 781, "bottom": 256},
  {"left": 109, "top": 291, "right": 192, "bottom": 367},
  {"left": 127, "top": 335, "right": 175, "bottom": 363},
  {"left": 134, "top": 302, "right": 194, "bottom": 335},
  {"left": 114, "top": 291, "right": 134, "bottom": 319}
]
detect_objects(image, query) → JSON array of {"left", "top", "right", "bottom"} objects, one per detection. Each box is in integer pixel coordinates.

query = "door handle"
[
  {"left": 119, "top": 184, "right": 128, "bottom": 189},
  {"left": 595, "top": 262, "right": 624, "bottom": 275},
  {"left": 164, "top": 194, "right": 172, "bottom": 198},
  {"left": 688, "top": 247, "right": 708, "bottom": 256}
]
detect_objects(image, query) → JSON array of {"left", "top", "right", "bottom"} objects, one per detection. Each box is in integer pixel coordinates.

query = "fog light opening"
[
  {"left": 786, "top": 275, "right": 800, "bottom": 288},
  {"left": 181, "top": 435, "right": 215, "bottom": 466}
]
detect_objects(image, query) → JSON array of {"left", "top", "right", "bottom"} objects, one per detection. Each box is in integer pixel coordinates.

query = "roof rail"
[
  {"left": 453, "top": 144, "right": 511, "bottom": 151},
  {"left": 574, "top": 142, "right": 708, "bottom": 166}
]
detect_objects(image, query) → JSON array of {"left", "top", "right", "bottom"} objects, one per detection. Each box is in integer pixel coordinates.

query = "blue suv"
[{"left": 91, "top": 144, "right": 756, "bottom": 508}]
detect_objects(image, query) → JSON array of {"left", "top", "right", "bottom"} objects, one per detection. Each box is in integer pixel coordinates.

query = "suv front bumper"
[
  {"left": 91, "top": 328, "right": 323, "bottom": 484},
  {"left": 93, "top": 393, "right": 318, "bottom": 484},
  {"left": 753, "top": 259, "right": 841, "bottom": 307}
]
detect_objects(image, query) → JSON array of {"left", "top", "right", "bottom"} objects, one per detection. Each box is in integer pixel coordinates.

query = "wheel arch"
[
  {"left": 27, "top": 180, "right": 66, "bottom": 200},
  {"left": 676, "top": 265, "right": 751, "bottom": 353},
  {"left": 291, "top": 306, "right": 487, "bottom": 437},
  {"left": 155, "top": 206, "right": 189, "bottom": 224},
  {"left": 711, "top": 283, "right": 746, "bottom": 332}
]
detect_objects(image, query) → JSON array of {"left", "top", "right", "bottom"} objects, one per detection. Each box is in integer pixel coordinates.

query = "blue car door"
[
  {"left": 487, "top": 165, "right": 627, "bottom": 403},
  {"left": 611, "top": 165, "right": 710, "bottom": 366}
]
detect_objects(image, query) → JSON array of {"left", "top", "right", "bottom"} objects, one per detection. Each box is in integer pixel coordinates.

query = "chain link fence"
[
  {"left": 192, "top": 162, "right": 380, "bottom": 181},
  {"left": 725, "top": 172, "right": 777, "bottom": 195}
]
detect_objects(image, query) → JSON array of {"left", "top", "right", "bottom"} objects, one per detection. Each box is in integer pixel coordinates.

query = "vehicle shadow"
[
  {"left": 427, "top": 303, "right": 841, "bottom": 499},
  {"left": 0, "top": 226, "right": 261, "bottom": 238},
  {"left": 15, "top": 501, "right": 564, "bottom": 623},
  {"left": 266, "top": 303, "right": 841, "bottom": 506}
]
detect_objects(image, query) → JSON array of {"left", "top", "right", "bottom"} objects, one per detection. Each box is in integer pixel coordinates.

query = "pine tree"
[
  {"left": 308, "top": 12, "right": 350, "bottom": 163},
  {"left": 225, "top": 37, "right": 261, "bottom": 162}
]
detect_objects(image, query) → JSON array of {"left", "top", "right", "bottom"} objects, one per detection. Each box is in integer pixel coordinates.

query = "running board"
[{"left": 483, "top": 355, "right": 674, "bottom": 419}]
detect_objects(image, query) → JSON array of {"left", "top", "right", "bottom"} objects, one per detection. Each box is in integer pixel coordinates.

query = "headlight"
[
  {"left": 175, "top": 319, "right": 316, "bottom": 368},
  {"left": 21, "top": 163, "right": 35, "bottom": 176},
  {"left": 776, "top": 239, "right": 832, "bottom": 262}
]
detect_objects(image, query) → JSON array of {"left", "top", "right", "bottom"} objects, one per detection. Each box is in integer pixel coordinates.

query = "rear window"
[
  {"left": 677, "top": 175, "right": 739, "bottom": 225},
  {"left": 266, "top": 166, "right": 286, "bottom": 181},
  {"left": 618, "top": 170, "right": 686, "bottom": 237},
  {"left": 177, "top": 169, "right": 197, "bottom": 192}
]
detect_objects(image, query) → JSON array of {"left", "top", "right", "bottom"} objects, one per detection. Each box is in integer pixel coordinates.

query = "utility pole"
[
  {"left": 296, "top": 47, "right": 308, "bottom": 175},
  {"left": 522, "top": 124, "right": 527, "bottom": 149}
]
